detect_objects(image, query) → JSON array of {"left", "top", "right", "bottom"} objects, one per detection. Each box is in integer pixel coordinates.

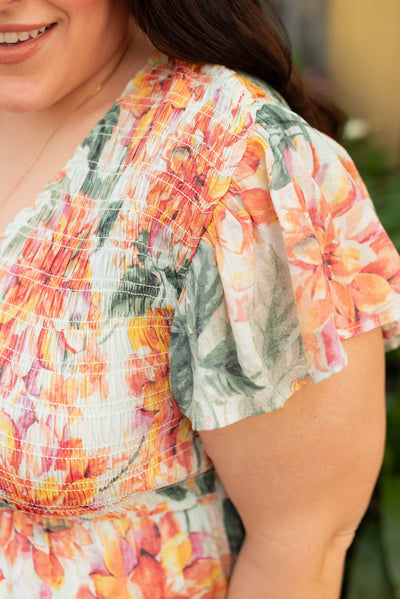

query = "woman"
[{"left": 0, "top": 0, "right": 399, "bottom": 597}]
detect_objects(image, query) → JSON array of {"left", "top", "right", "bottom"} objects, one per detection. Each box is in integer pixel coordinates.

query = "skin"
[
  {"left": 0, "top": 2, "right": 388, "bottom": 597},
  {"left": 0, "top": 0, "right": 131, "bottom": 113},
  {"left": 0, "top": 0, "right": 154, "bottom": 223},
  {"left": 200, "top": 328, "right": 386, "bottom": 598}
]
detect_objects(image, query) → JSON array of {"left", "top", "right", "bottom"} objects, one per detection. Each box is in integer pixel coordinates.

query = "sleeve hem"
[{"left": 188, "top": 314, "right": 400, "bottom": 431}]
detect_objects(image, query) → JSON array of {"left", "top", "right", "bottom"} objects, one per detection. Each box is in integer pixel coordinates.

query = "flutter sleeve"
[{"left": 169, "top": 102, "right": 400, "bottom": 431}]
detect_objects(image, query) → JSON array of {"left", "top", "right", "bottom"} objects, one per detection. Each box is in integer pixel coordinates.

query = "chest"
[
  {"left": 0, "top": 100, "right": 122, "bottom": 237},
  {"left": 0, "top": 84, "right": 233, "bottom": 515},
  {"left": 0, "top": 175, "right": 209, "bottom": 518}
]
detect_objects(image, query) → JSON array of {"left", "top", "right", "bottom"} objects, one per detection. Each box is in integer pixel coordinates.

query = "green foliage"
[
  {"left": 346, "top": 520, "right": 393, "bottom": 599},
  {"left": 381, "top": 475, "right": 400, "bottom": 597},
  {"left": 342, "top": 136, "right": 400, "bottom": 598},
  {"left": 345, "top": 383, "right": 400, "bottom": 598}
]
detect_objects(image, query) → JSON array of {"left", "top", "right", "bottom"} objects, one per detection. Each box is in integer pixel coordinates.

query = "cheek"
[
  {"left": 58, "top": 0, "right": 129, "bottom": 19},
  {"left": 63, "top": 0, "right": 130, "bottom": 44}
]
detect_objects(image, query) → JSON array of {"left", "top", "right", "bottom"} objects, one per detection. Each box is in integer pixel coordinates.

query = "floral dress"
[{"left": 0, "top": 53, "right": 399, "bottom": 598}]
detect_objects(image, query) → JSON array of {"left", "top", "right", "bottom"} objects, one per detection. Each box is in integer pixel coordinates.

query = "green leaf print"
[
  {"left": 256, "top": 103, "right": 313, "bottom": 143},
  {"left": 163, "top": 265, "right": 188, "bottom": 298},
  {"left": 83, "top": 103, "right": 121, "bottom": 167},
  {"left": 110, "top": 263, "right": 161, "bottom": 318},
  {"left": 170, "top": 241, "right": 264, "bottom": 422},
  {"left": 186, "top": 241, "right": 226, "bottom": 338},
  {"left": 156, "top": 471, "right": 215, "bottom": 506},
  {"left": 133, "top": 230, "right": 152, "bottom": 267},
  {"left": 157, "top": 484, "right": 188, "bottom": 502},
  {"left": 196, "top": 469, "right": 216, "bottom": 496},
  {"left": 43, "top": 519, "right": 70, "bottom": 533},
  {"left": 96, "top": 199, "right": 124, "bottom": 249},
  {"left": 169, "top": 316, "right": 194, "bottom": 417},
  {"left": 250, "top": 243, "right": 308, "bottom": 401},
  {"left": 202, "top": 338, "right": 263, "bottom": 400},
  {"left": 171, "top": 239, "right": 310, "bottom": 424},
  {"left": 170, "top": 241, "right": 234, "bottom": 417},
  {"left": 256, "top": 103, "right": 312, "bottom": 191},
  {"left": 81, "top": 103, "right": 121, "bottom": 195}
]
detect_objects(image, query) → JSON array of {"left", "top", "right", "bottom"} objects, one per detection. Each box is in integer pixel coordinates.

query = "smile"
[{"left": 0, "top": 24, "right": 54, "bottom": 47}]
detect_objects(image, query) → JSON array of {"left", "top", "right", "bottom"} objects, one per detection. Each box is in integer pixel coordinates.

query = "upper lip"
[{"left": 0, "top": 23, "right": 54, "bottom": 33}]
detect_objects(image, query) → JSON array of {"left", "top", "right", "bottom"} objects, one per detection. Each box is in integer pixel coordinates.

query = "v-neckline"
[{"left": 0, "top": 51, "right": 167, "bottom": 244}]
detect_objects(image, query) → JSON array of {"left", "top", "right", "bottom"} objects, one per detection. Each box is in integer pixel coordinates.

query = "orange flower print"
[{"left": 77, "top": 336, "right": 109, "bottom": 401}]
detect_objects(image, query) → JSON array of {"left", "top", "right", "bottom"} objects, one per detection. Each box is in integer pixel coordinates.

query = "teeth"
[
  {"left": 18, "top": 32, "right": 30, "bottom": 42},
  {"left": 0, "top": 25, "right": 51, "bottom": 45},
  {"left": 4, "top": 32, "right": 18, "bottom": 43}
]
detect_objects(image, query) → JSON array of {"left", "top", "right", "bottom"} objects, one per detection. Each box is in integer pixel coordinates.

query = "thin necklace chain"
[{"left": 2, "top": 38, "right": 130, "bottom": 208}]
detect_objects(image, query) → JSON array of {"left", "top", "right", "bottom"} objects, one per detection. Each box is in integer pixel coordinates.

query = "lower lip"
[{"left": 0, "top": 25, "right": 56, "bottom": 65}]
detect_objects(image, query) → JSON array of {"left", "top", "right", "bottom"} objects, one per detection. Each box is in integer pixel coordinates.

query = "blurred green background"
[{"left": 275, "top": 0, "right": 400, "bottom": 595}]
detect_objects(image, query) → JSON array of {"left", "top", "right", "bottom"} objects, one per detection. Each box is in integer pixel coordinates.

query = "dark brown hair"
[{"left": 126, "top": 0, "right": 344, "bottom": 139}]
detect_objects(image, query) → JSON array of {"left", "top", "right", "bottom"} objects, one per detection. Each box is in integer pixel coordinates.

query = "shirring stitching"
[
  {"left": 0, "top": 441, "right": 204, "bottom": 493},
  {"left": 0, "top": 380, "right": 171, "bottom": 411},
  {"left": 0, "top": 463, "right": 214, "bottom": 515},
  {"left": 0, "top": 339, "right": 168, "bottom": 366},
  {"left": 0, "top": 302, "right": 173, "bottom": 327},
  {"left": 0, "top": 413, "right": 184, "bottom": 457}
]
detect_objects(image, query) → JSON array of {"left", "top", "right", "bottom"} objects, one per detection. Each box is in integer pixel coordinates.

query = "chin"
[
  {"left": 0, "top": 100, "right": 41, "bottom": 113},
  {"left": 0, "top": 85, "right": 54, "bottom": 114}
]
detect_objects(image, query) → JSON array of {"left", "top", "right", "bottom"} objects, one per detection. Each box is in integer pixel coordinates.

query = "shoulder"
[
  {"left": 118, "top": 52, "right": 340, "bottom": 200},
  {"left": 116, "top": 54, "right": 366, "bottom": 259},
  {"left": 120, "top": 52, "right": 306, "bottom": 147},
  {"left": 114, "top": 54, "right": 313, "bottom": 250},
  {"left": 121, "top": 53, "right": 350, "bottom": 184}
]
